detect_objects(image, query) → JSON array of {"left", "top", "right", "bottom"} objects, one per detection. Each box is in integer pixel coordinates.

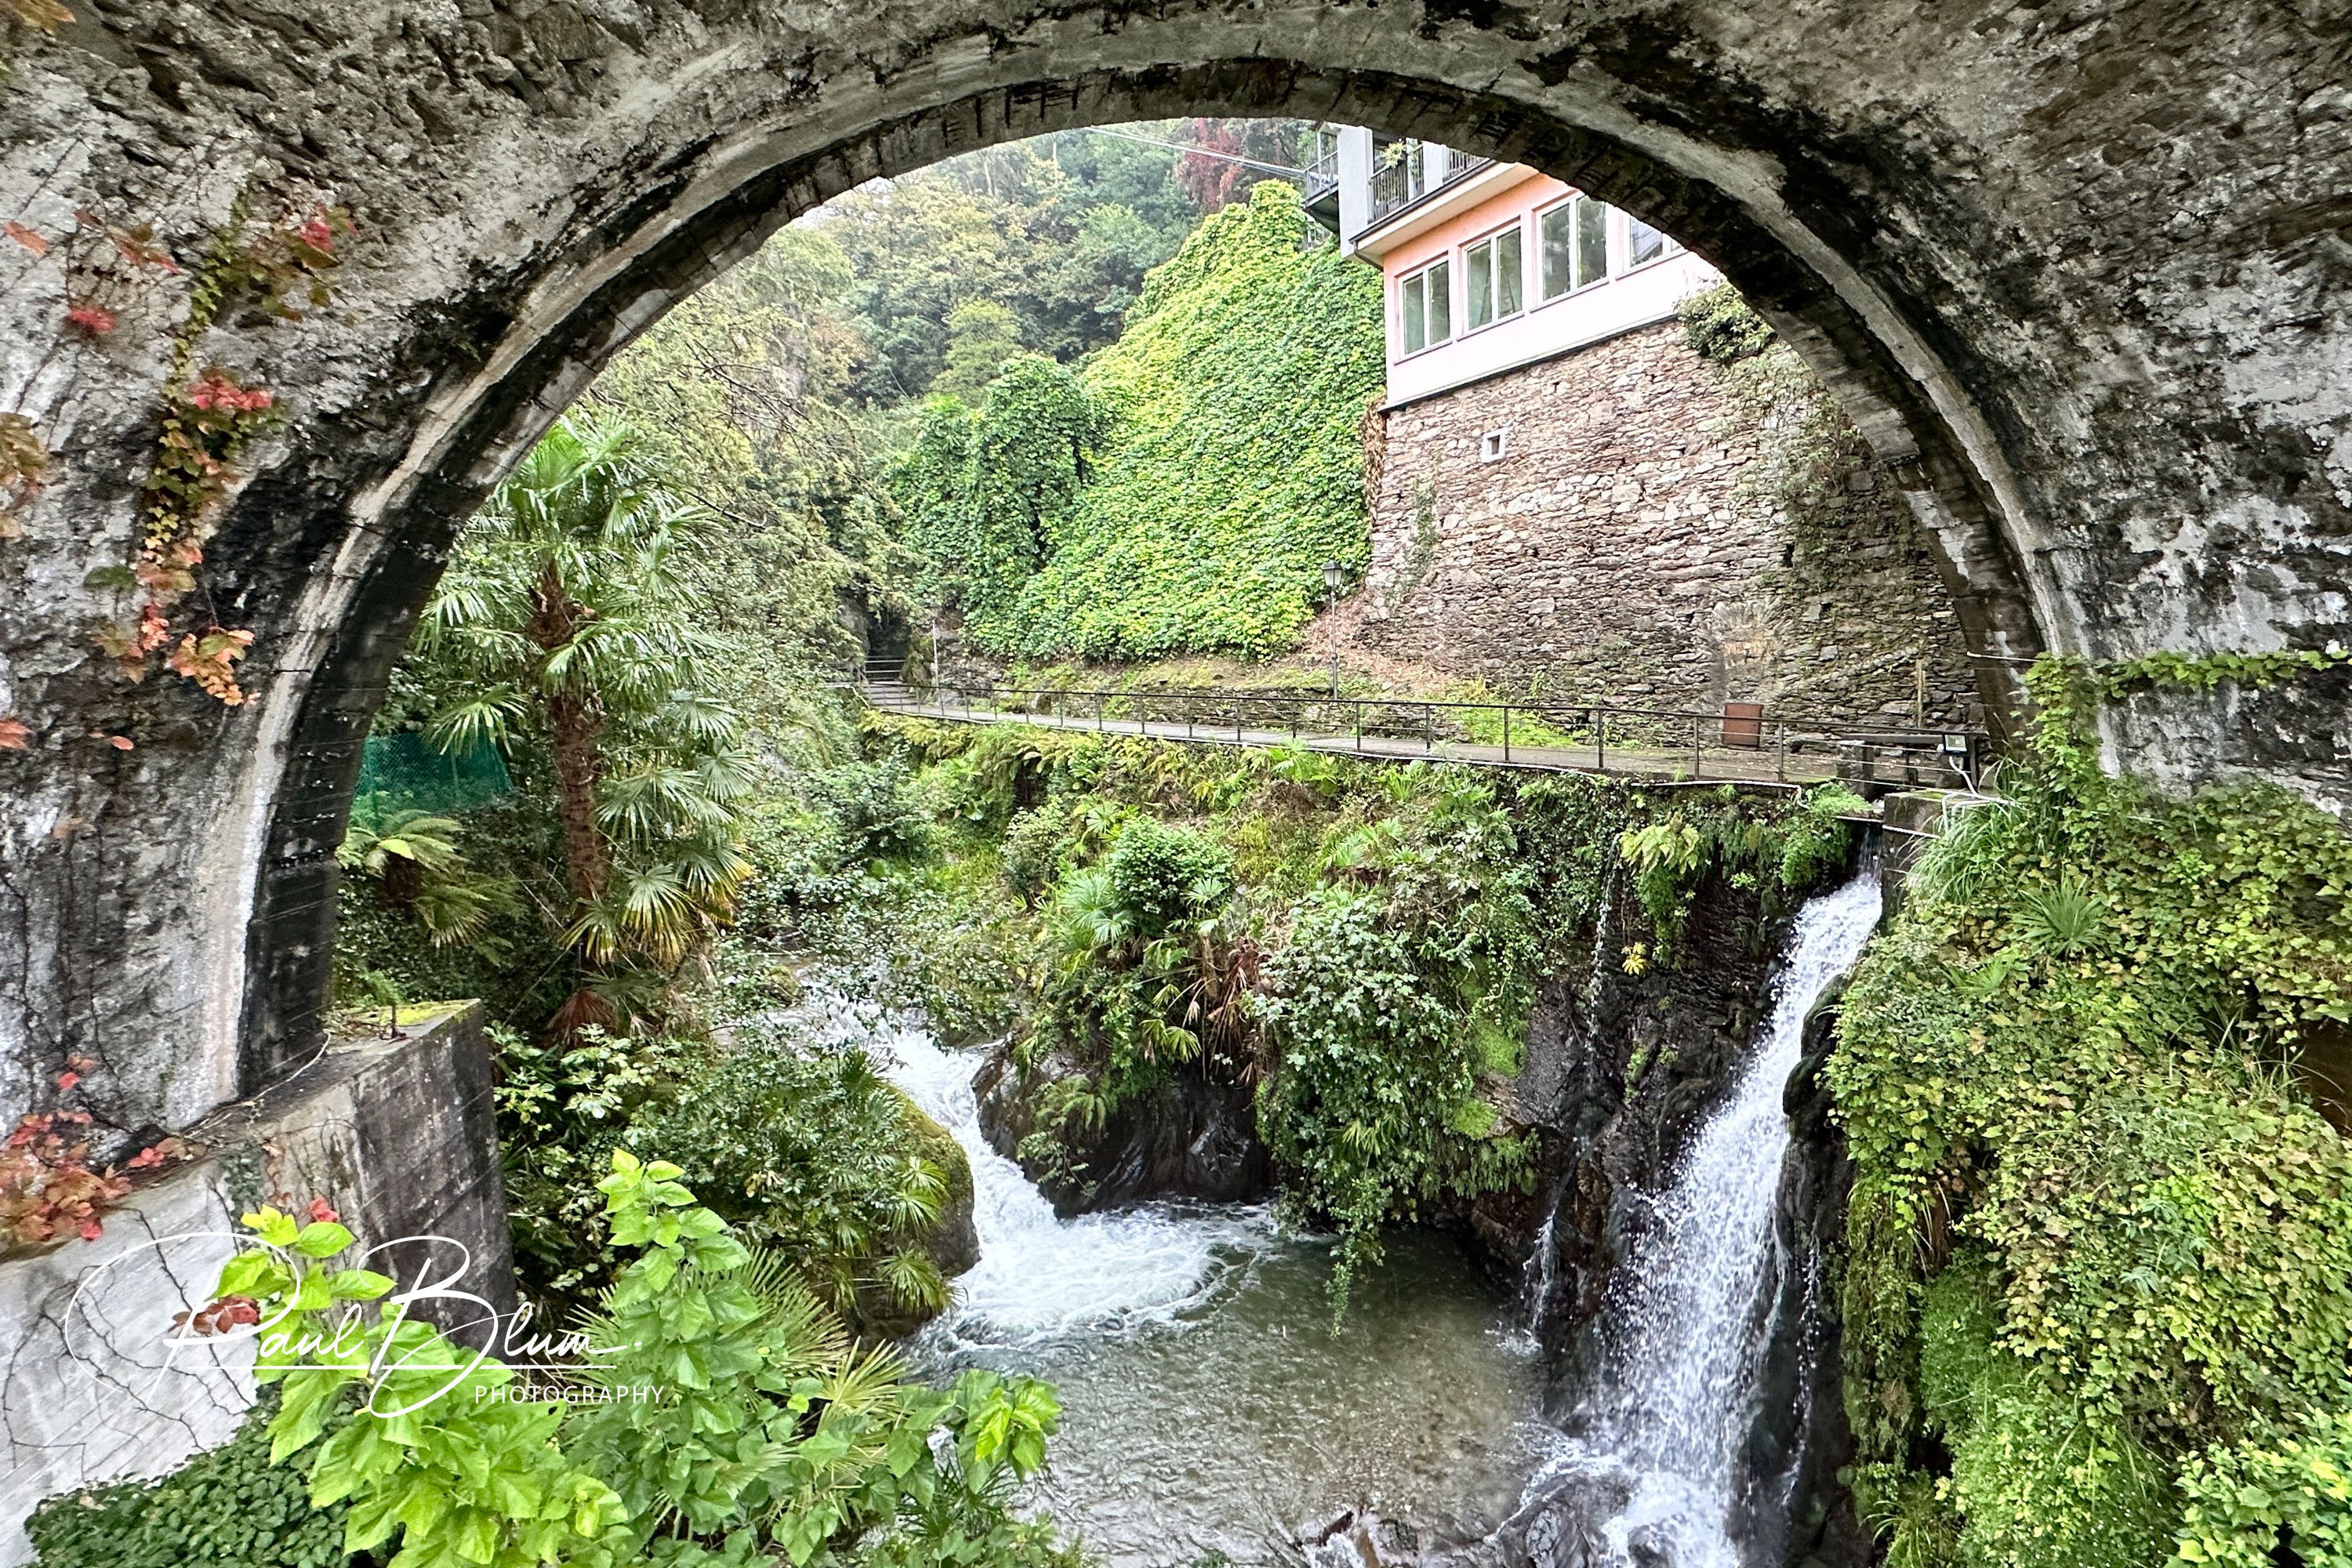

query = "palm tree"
[{"left": 415, "top": 416, "right": 755, "bottom": 1022}]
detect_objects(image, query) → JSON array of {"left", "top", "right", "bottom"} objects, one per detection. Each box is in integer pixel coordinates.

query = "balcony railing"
[
  {"left": 1369, "top": 143, "right": 1494, "bottom": 226},
  {"left": 1302, "top": 140, "right": 1341, "bottom": 227}
]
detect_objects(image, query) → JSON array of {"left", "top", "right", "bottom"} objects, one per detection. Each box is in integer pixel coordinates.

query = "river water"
[
  {"left": 840, "top": 869, "right": 1882, "bottom": 1568},
  {"left": 875, "top": 1016, "right": 1552, "bottom": 1568}
]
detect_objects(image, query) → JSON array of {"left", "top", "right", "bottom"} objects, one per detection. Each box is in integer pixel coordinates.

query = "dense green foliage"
[
  {"left": 893, "top": 358, "right": 1099, "bottom": 635},
  {"left": 1831, "top": 659, "right": 2352, "bottom": 1568},
  {"left": 28, "top": 1392, "right": 352, "bottom": 1568},
  {"left": 825, "top": 123, "right": 1309, "bottom": 403},
  {"left": 493, "top": 1006, "right": 969, "bottom": 1336},
  {"left": 850, "top": 714, "right": 1860, "bottom": 1310},
  {"left": 629, "top": 1025, "right": 963, "bottom": 1326},
  {"left": 893, "top": 182, "right": 1384, "bottom": 660},
  {"left": 86, "top": 1161, "right": 1075, "bottom": 1568},
  {"left": 1254, "top": 771, "right": 1541, "bottom": 1307}
]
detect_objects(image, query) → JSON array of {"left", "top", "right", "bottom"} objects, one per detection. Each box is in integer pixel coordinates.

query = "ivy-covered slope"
[
  {"left": 895, "top": 180, "right": 1384, "bottom": 661},
  {"left": 1831, "top": 661, "right": 2352, "bottom": 1568}
]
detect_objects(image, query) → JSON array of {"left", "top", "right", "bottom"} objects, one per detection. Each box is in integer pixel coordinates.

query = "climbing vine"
[
  {"left": 7, "top": 179, "right": 347, "bottom": 712},
  {"left": 892, "top": 355, "right": 1099, "bottom": 640},
  {"left": 2094, "top": 643, "right": 2352, "bottom": 698},
  {"left": 891, "top": 181, "right": 1384, "bottom": 661},
  {"left": 1829, "top": 655, "right": 2352, "bottom": 1568}
]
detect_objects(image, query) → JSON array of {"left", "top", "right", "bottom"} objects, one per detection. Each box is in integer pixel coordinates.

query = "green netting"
[{"left": 354, "top": 731, "right": 511, "bottom": 820}]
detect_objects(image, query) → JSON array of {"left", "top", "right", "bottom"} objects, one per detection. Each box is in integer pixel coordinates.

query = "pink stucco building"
[{"left": 1306, "top": 132, "right": 1722, "bottom": 404}]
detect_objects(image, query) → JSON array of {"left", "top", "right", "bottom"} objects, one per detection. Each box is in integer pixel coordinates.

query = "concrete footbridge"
[{"left": 858, "top": 670, "right": 1994, "bottom": 809}]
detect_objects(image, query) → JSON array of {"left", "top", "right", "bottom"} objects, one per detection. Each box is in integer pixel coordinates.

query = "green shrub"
[
  {"left": 2176, "top": 1408, "right": 2352, "bottom": 1566},
  {"left": 1255, "top": 772, "right": 1539, "bottom": 1312},
  {"left": 181, "top": 1158, "right": 1077, "bottom": 1568},
  {"left": 1676, "top": 281, "right": 1777, "bottom": 364},
  {"left": 1105, "top": 817, "right": 1233, "bottom": 935},
  {"left": 626, "top": 1022, "right": 960, "bottom": 1324},
  {"left": 497, "top": 1021, "right": 695, "bottom": 1308},
  {"left": 1000, "top": 804, "right": 1073, "bottom": 907},
  {"left": 29, "top": 1393, "right": 351, "bottom": 1568},
  {"left": 1830, "top": 657, "right": 2352, "bottom": 1567}
]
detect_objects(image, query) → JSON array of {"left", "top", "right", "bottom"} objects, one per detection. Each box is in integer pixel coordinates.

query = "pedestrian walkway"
[{"left": 861, "top": 681, "right": 1988, "bottom": 794}]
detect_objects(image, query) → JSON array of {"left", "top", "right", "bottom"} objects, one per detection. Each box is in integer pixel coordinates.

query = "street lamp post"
[{"left": 1323, "top": 558, "right": 1345, "bottom": 703}]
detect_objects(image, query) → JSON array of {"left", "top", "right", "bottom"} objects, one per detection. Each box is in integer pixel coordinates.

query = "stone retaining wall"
[
  {"left": 1353, "top": 323, "right": 1981, "bottom": 731},
  {"left": 0, "top": 1005, "right": 510, "bottom": 1565}
]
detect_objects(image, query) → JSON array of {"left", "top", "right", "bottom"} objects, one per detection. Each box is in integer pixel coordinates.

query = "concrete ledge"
[{"left": 0, "top": 1004, "right": 512, "bottom": 1565}]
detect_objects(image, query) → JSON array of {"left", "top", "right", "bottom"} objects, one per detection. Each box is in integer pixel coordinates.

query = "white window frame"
[
  {"left": 1534, "top": 192, "right": 1615, "bottom": 306},
  {"left": 1461, "top": 219, "right": 1526, "bottom": 335},
  {"left": 1396, "top": 256, "right": 1453, "bottom": 358},
  {"left": 1532, "top": 193, "right": 1684, "bottom": 307},
  {"left": 1618, "top": 209, "right": 1682, "bottom": 275}
]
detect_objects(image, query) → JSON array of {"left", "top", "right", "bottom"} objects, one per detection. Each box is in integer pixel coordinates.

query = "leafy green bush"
[
  {"left": 1255, "top": 772, "right": 1539, "bottom": 1312},
  {"left": 1676, "top": 281, "right": 1777, "bottom": 365},
  {"left": 1000, "top": 804, "right": 1073, "bottom": 907},
  {"left": 498, "top": 1021, "right": 698, "bottom": 1307},
  {"left": 29, "top": 1392, "right": 352, "bottom": 1568},
  {"left": 1105, "top": 817, "right": 1233, "bottom": 935},
  {"left": 628, "top": 1023, "right": 963, "bottom": 1326},
  {"left": 892, "top": 182, "right": 1383, "bottom": 661},
  {"left": 1831, "top": 657, "right": 2352, "bottom": 1567},
  {"left": 2176, "top": 1409, "right": 2352, "bottom": 1566},
  {"left": 183, "top": 1157, "right": 1076, "bottom": 1568},
  {"left": 808, "top": 757, "right": 936, "bottom": 865}
]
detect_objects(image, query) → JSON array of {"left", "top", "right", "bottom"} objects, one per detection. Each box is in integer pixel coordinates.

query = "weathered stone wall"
[
  {"left": 0, "top": 1004, "right": 510, "bottom": 1564},
  {"left": 0, "top": 0, "right": 2347, "bottom": 1138},
  {"left": 1356, "top": 324, "right": 1980, "bottom": 729}
]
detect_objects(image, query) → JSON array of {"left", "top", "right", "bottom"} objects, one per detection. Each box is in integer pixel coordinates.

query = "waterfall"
[
  {"left": 1583, "top": 866, "right": 1620, "bottom": 1011},
  {"left": 1522, "top": 870, "right": 1882, "bottom": 1568},
  {"left": 864, "top": 1007, "right": 1272, "bottom": 1345},
  {"left": 1519, "top": 1212, "right": 1559, "bottom": 1345}
]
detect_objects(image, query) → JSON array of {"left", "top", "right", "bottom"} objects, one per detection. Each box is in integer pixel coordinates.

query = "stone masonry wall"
[
  {"left": 0, "top": 1004, "right": 511, "bottom": 1563},
  {"left": 1355, "top": 322, "right": 1980, "bottom": 731}
]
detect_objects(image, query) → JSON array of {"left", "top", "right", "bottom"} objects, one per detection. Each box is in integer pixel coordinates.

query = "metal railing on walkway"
[{"left": 857, "top": 667, "right": 1991, "bottom": 791}]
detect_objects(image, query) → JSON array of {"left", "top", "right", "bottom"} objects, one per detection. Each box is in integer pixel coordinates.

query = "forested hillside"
[{"left": 892, "top": 181, "right": 1384, "bottom": 661}]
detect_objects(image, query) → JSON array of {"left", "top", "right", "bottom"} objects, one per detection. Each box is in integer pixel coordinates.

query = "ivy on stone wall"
[
  {"left": 892, "top": 181, "right": 1384, "bottom": 661},
  {"left": 2095, "top": 644, "right": 2352, "bottom": 698},
  {"left": 892, "top": 356, "right": 1099, "bottom": 640},
  {"left": 1830, "top": 656, "right": 2352, "bottom": 1568}
]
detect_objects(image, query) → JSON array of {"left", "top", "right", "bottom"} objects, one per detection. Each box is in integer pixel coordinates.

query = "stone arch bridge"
[{"left": 0, "top": 0, "right": 2346, "bottom": 1134}]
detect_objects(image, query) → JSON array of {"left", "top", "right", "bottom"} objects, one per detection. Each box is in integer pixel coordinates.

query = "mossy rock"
[{"left": 851, "top": 1087, "right": 978, "bottom": 1339}]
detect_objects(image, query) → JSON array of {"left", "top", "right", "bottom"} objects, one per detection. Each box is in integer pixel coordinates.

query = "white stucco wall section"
[{"left": 1385, "top": 248, "right": 1724, "bottom": 407}]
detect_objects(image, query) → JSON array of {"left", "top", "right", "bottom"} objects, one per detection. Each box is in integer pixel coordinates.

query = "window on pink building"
[
  {"left": 1538, "top": 195, "right": 1608, "bottom": 299},
  {"left": 1465, "top": 223, "right": 1523, "bottom": 329},
  {"left": 1627, "top": 213, "right": 1670, "bottom": 267},
  {"left": 1400, "top": 259, "right": 1452, "bottom": 354}
]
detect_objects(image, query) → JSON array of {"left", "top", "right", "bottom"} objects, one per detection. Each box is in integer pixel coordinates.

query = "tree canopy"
[{"left": 894, "top": 180, "right": 1384, "bottom": 661}]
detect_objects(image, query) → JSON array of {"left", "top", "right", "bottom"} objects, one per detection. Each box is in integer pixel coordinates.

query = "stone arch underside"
[{"left": 0, "top": 1, "right": 2345, "bottom": 1133}]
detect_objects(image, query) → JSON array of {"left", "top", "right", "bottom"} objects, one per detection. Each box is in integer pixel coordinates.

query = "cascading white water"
[
  {"left": 1526, "top": 870, "right": 1883, "bottom": 1568},
  {"left": 873, "top": 1011, "right": 1272, "bottom": 1344},
  {"left": 836, "top": 996, "right": 1550, "bottom": 1568}
]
